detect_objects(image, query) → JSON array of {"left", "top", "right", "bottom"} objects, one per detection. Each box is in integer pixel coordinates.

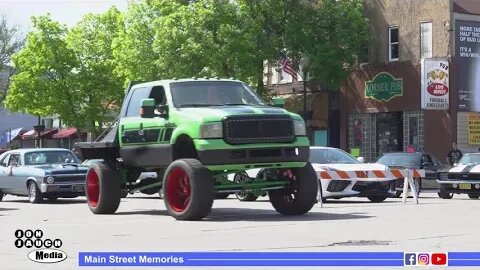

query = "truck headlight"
[
  {"left": 200, "top": 122, "right": 223, "bottom": 138},
  {"left": 294, "top": 120, "right": 306, "bottom": 136},
  {"left": 45, "top": 176, "right": 55, "bottom": 184}
]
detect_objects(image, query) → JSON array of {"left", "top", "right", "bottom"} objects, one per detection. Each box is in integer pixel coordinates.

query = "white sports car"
[
  {"left": 436, "top": 153, "right": 480, "bottom": 199},
  {"left": 230, "top": 146, "right": 396, "bottom": 202}
]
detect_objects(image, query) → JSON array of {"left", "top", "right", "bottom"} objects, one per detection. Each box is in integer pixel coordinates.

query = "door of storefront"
[{"left": 376, "top": 112, "right": 403, "bottom": 157}]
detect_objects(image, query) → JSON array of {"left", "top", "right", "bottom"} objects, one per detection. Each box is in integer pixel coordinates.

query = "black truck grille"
[{"left": 223, "top": 115, "right": 295, "bottom": 145}]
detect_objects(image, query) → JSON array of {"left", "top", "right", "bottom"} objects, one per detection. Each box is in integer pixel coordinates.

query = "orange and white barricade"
[{"left": 316, "top": 169, "right": 425, "bottom": 207}]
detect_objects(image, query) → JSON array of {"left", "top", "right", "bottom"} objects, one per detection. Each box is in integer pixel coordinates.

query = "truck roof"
[{"left": 133, "top": 78, "right": 243, "bottom": 88}]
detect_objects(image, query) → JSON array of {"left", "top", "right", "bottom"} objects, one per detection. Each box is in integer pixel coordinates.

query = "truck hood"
[
  {"left": 176, "top": 105, "right": 296, "bottom": 122},
  {"left": 32, "top": 164, "right": 88, "bottom": 175}
]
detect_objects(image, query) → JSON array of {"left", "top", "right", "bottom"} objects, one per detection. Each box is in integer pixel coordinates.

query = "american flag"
[{"left": 280, "top": 55, "right": 298, "bottom": 81}]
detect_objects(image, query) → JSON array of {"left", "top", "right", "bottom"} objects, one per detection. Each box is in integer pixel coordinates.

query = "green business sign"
[{"left": 365, "top": 72, "right": 403, "bottom": 102}]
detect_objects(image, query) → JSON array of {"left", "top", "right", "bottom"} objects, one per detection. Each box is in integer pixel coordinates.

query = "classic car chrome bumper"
[
  {"left": 437, "top": 180, "right": 480, "bottom": 184},
  {"left": 40, "top": 182, "right": 85, "bottom": 193}
]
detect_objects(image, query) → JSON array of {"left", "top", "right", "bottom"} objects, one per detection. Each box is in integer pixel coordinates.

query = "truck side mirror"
[
  {"left": 271, "top": 97, "right": 285, "bottom": 108},
  {"left": 140, "top": 98, "right": 155, "bottom": 118}
]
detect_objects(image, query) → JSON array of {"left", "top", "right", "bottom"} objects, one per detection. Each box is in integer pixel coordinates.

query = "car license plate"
[
  {"left": 459, "top": 183, "right": 471, "bottom": 190},
  {"left": 72, "top": 185, "right": 84, "bottom": 192}
]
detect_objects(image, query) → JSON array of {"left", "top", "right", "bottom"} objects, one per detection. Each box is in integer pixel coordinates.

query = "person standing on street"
[{"left": 447, "top": 142, "right": 463, "bottom": 166}]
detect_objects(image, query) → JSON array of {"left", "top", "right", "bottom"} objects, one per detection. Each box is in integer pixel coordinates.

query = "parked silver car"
[{"left": 0, "top": 148, "right": 87, "bottom": 203}]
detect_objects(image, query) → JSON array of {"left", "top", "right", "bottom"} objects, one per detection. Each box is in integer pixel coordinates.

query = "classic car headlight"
[
  {"left": 44, "top": 176, "right": 55, "bottom": 184},
  {"left": 437, "top": 172, "right": 447, "bottom": 181},
  {"left": 294, "top": 120, "right": 306, "bottom": 136},
  {"left": 200, "top": 122, "right": 223, "bottom": 139}
]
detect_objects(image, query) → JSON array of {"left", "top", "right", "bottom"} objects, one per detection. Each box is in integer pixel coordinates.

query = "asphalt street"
[{"left": 0, "top": 192, "right": 479, "bottom": 269}]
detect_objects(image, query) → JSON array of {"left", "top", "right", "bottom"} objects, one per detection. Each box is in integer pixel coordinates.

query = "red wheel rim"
[
  {"left": 166, "top": 167, "right": 191, "bottom": 212},
  {"left": 86, "top": 169, "right": 99, "bottom": 207}
]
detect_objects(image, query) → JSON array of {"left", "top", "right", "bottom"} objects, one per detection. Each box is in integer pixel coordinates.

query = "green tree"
[
  {"left": 0, "top": 14, "right": 24, "bottom": 104},
  {"left": 286, "top": 0, "right": 370, "bottom": 90},
  {"left": 5, "top": 9, "right": 125, "bottom": 132}
]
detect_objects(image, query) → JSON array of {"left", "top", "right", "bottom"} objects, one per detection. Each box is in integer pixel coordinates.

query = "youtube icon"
[{"left": 432, "top": 253, "right": 447, "bottom": 265}]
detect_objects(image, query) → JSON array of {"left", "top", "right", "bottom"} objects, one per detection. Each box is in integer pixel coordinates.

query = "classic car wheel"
[
  {"left": 394, "top": 191, "right": 402, "bottom": 198},
  {"left": 367, "top": 195, "right": 388, "bottom": 202},
  {"left": 86, "top": 161, "right": 121, "bottom": 214},
  {"left": 438, "top": 189, "right": 453, "bottom": 199},
  {"left": 163, "top": 159, "right": 214, "bottom": 220},
  {"left": 468, "top": 193, "right": 480, "bottom": 199},
  {"left": 234, "top": 172, "right": 258, "bottom": 202},
  {"left": 268, "top": 163, "right": 318, "bottom": 215},
  {"left": 28, "top": 182, "right": 43, "bottom": 204}
]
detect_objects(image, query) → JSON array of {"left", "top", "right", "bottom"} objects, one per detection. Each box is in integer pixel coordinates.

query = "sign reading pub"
[
  {"left": 365, "top": 72, "right": 403, "bottom": 102},
  {"left": 421, "top": 58, "right": 449, "bottom": 110}
]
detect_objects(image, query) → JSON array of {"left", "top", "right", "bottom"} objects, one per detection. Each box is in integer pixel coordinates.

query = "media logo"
[
  {"left": 431, "top": 253, "right": 447, "bottom": 265},
  {"left": 14, "top": 229, "right": 66, "bottom": 264},
  {"left": 404, "top": 253, "right": 417, "bottom": 266},
  {"left": 28, "top": 249, "right": 67, "bottom": 264},
  {"left": 418, "top": 253, "right": 430, "bottom": 265}
]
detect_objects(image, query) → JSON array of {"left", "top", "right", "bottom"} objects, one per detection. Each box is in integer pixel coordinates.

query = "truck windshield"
[
  {"left": 25, "top": 151, "right": 79, "bottom": 165},
  {"left": 170, "top": 81, "right": 265, "bottom": 108}
]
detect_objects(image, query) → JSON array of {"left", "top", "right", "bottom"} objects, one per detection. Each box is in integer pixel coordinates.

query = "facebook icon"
[{"left": 405, "top": 253, "right": 417, "bottom": 266}]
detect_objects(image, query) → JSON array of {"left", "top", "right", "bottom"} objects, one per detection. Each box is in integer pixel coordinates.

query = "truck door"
[{"left": 119, "top": 86, "right": 170, "bottom": 167}]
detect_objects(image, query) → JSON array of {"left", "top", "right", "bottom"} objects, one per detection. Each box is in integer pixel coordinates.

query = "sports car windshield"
[
  {"left": 309, "top": 148, "right": 360, "bottom": 164},
  {"left": 376, "top": 153, "right": 421, "bottom": 168},
  {"left": 170, "top": 81, "right": 265, "bottom": 107},
  {"left": 24, "top": 151, "right": 79, "bottom": 165},
  {"left": 457, "top": 154, "right": 480, "bottom": 165}
]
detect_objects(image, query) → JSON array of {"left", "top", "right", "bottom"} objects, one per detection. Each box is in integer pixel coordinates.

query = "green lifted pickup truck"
[{"left": 76, "top": 78, "right": 318, "bottom": 220}]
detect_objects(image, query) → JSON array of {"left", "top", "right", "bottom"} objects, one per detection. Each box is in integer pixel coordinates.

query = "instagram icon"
[{"left": 418, "top": 254, "right": 430, "bottom": 265}]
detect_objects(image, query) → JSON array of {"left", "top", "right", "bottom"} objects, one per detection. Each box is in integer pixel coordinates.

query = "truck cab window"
[
  {"left": 125, "top": 87, "right": 150, "bottom": 117},
  {"left": 149, "top": 86, "right": 166, "bottom": 106}
]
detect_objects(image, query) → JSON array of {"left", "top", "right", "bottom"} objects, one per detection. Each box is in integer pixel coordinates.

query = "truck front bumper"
[{"left": 198, "top": 146, "right": 309, "bottom": 166}]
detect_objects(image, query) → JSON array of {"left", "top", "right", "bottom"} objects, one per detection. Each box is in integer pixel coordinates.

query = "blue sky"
[{"left": 0, "top": 0, "right": 128, "bottom": 33}]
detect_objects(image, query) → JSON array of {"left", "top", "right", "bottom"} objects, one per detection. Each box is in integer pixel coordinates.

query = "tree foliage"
[
  {"left": 5, "top": 9, "right": 124, "bottom": 132},
  {"left": 6, "top": 0, "right": 368, "bottom": 131},
  {"left": 0, "top": 14, "right": 24, "bottom": 104}
]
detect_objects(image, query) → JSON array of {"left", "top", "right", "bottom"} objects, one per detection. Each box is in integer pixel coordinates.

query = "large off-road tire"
[
  {"left": 367, "top": 195, "right": 388, "bottom": 202},
  {"left": 28, "top": 182, "right": 43, "bottom": 204},
  {"left": 234, "top": 172, "right": 258, "bottom": 202},
  {"left": 86, "top": 161, "right": 121, "bottom": 214},
  {"left": 268, "top": 163, "right": 318, "bottom": 215},
  {"left": 468, "top": 193, "right": 480, "bottom": 199},
  {"left": 163, "top": 159, "right": 214, "bottom": 220}
]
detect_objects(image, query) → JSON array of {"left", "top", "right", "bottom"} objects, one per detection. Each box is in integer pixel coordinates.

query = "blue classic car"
[{"left": 0, "top": 148, "right": 87, "bottom": 203}]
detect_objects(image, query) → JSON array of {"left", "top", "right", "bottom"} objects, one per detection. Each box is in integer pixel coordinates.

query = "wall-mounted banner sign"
[
  {"left": 468, "top": 113, "right": 480, "bottom": 145},
  {"left": 365, "top": 72, "right": 403, "bottom": 102},
  {"left": 421, "top": 58, "right": 449, "bottom": 110}
]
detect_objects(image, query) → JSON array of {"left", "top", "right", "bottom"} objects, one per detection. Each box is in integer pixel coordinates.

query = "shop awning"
[
  {"left": 22, "top": 129, "right": 58, "bottom": 139},
  {"left": 52, "top": 128, "right": 78, "bottom": 139}
]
